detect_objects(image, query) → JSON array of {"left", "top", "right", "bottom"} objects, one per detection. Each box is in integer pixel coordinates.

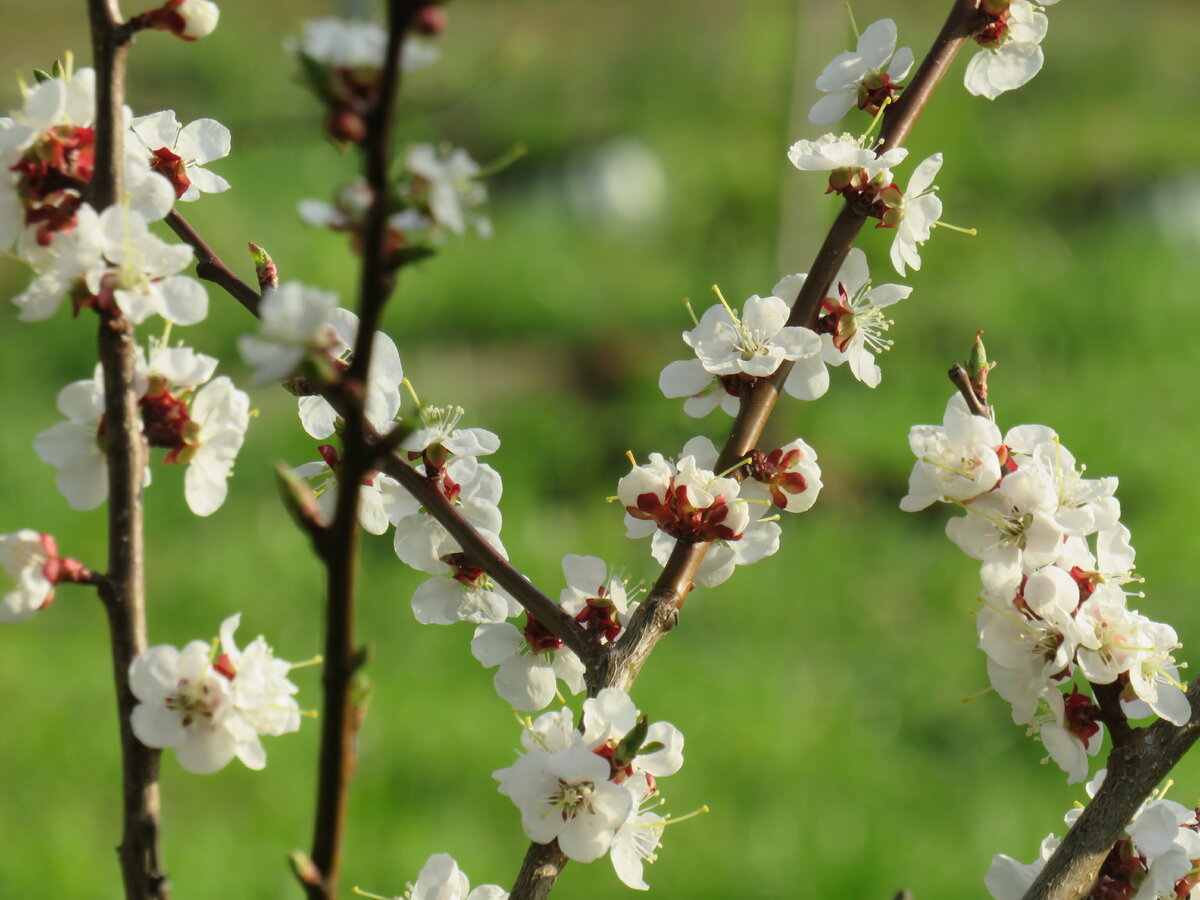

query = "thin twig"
[
  {"left": 88, "top": 0, "right": 169, "bottom": 896},
  {"left": 164, "top": 210, "right": 262, "bottom": 315},
  {"left": 948, "top": 364, "right": 989, "bottom": 417}
]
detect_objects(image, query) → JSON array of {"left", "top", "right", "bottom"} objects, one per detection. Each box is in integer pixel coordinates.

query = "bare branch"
[{"left": 88, "top": 0, "right": 169, "bottom": 895}]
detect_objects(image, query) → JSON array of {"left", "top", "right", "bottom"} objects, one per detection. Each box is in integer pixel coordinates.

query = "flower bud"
[
  {"left": 176, "top": 0, "right": 219, "bottom": 39},
  {"left": 327, "top": 106, "right": 367, "bottom": 144},
  {"left": 414, "top": 5, "right": 447, "bottom": 36}
]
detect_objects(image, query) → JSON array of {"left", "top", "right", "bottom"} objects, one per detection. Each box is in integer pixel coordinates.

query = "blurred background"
[{"left": 2, "top": 0, "right": 1199, "bottom": 896}]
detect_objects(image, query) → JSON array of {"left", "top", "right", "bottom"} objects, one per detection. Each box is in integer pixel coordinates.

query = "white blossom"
[
  {"left": 0, "top": 531, "right": 56, "bottom": 623},
  {"left": 889, "top": 153, "right": 943, "bottom": 276},
  {"left": 965, "top": 1, "right": 1054, "bottom": 100},
  {"left": 34, "top": 366, "right": 143, "bottom": 511},
  {"left": 471, "top": 621, "right": 585, "bottom": 711},
  {"left": 130, "top": 110, "right": 231, "bottom": 201},
  {"left": 787, "top": 132, "right": 907, "bottom": 177},
  {"left": 809, "top": 18, "right": 914, "bottom": 127},
  {"left": 129, "top": 614, "right": 301, "bottom": 773},
  {"left": 406, "top": 144, "right": 491, "bottom": 239},
  {"left": 900, "top": 393, "right": 1003, "bottom": 511},
  {"left": 296, "top": 307, "right": 404, "bottom": 438},
  {"left": 494, "top": 742, "right": 632, "bottom": 862},
  {"left": 238, "top": 282, "right": 339, "bottom": 385},
  {"left": 683, "top": 292, "right": 821, "bottom": 380}
]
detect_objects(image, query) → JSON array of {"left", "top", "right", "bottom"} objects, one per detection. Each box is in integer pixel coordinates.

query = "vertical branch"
[
  {"left": 305, "top": 2, "right": 424, "bottom": 897},
  {"left": 87, "top": 0, "right": 169, "bottom": 897}
]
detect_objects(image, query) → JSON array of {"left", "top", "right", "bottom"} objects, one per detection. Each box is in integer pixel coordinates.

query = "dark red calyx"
[
  {"left": 574, "top": 597, "right": 621, "bottom": 643},
  {"left": 749, "top": 447, "right": 808, "bottom": 510},
  {"left": 140, "top": 383, "right": 195, "bottom": 459},
  {"left": 975, "top": 11, "right": 1011, "bottom": 48},
  {"left": 150, "top": 146, "right": 192, "bottom": 199},
  {"left": 856, "top": 72, "right": 904, "bottom": 117},
  {"left": 522, "top": 613, "right": 563, "bottom": 653},
  {"left": 414, "top": 5, "right": 447, "bottom": 36},
  {"left": 1063, "top": 686, "right": 1101, "bottom": 746},
  {"left": 443, "top": 552, "right": 486, "bottom": 587}
]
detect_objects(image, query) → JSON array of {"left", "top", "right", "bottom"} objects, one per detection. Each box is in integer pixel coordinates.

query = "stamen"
[
  {"left": 844, "top": 2, "right": 861, "bottom": 40},
  {"left": 401, "top": 378, "right": 421, "bottom": 409},
  {"left": 710, "top": 284, "right": 739, "bottom": 327},
  {"left": 714, "top": 456, "right": 753, "bottom": 480},
  {"left": 626, "top": 450, "right": 638, "bottom": 467},
  {"left": 664, "top": 805, "right": 711, "bottom": 826},
  {"left": 861, "top": 95, "right": 892, "bottom": 141},
  {"left": 351, "top": 888, "right": 390, "bottom": 900},
  {"left": 932, "top": 220, "right": 978, "bottom": 236},
  {"left": 476, "top": 141, "right": 528, "bottom": 178},
  {"left": 683, "top": 297, "right": 699, "bottom": 326},
  {"left": 289, "top": 654, "right": 325, "bottom": 670}
]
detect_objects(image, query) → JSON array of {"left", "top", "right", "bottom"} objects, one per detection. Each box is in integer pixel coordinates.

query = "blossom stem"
[
  {"left": 87, "top": 0, "right": 170, "bottom": 897},
  {"left": 503, "top": 7, "right": 986, "bottom": 896}
]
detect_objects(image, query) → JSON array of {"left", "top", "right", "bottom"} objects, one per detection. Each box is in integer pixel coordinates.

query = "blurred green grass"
[{"left": 3, "top": 0, "right": 1200, "bottom": 897}]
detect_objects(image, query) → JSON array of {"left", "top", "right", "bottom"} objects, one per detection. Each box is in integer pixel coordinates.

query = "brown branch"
[
  {"left": 164, "top": 210, "right": 262, "bottom": 315},
  {"left": 507, "top": 3, "right": 988, "bottom": 897},
  {"left": 376, "top": 450, "right": 597, "bottom": 662},
  {"left": 166, "top": 228, "right": 595, "bottom": 664},
  {"left": 948, "top": 363, "right": 989, "bottom": 417},
  {"left": 1024, "top": 680, "right": 1200, "bottom": 899},
  {"left": 88, "top": 0, "right": 169, "bottom": 896},
  {"left": 303, "top": 3, "right": 437, "bottom": 897}
]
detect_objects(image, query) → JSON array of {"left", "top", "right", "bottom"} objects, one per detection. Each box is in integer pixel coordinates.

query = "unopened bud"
[
  {"left": 247, "top": 242, "right": 278, "bottom": 290},
  {"left": 414, "top": 5, "right": 447, "bottom": 36},
  {"left": 274, "top": 462, "right": 326, "bottom": 535},
  {"left": 133, "top": 0, "right": 219, "bottom": 41},
  {"left": 176, "top": 0, "right": 219, "bottom": 39},
  {"left": 288, "top": 851, "right": 322, "bottom": 887},
  {"left": 327, "top": 107, "right": 367, "bottom": 144},
  {"left": 966, "top": 330, "right": 995, "bottom": 404}
]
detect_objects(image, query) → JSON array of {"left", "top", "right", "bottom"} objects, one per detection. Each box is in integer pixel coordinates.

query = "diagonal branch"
[
  {"left": 508, "top": 2, "right": 988, "bottom": 897},
  {"left": 1024, "top": 680, "right": 1200, "bottom": 899}
]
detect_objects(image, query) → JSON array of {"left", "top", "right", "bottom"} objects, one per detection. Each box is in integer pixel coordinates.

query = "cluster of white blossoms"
[
  {"left": 660, "top": 250, "right": 910, "bottom": 417},
  {"left": 792, "top": 7, "right": 1060, "bottom": 275},
  {"left": 250, "top": 297, "right": 559, "bottom": 712},
  {"left": 298, "top": 142, "right": 491, "bottom": 253},
  {"left": 0, "top": 61, "right": 253, "bottom": 518},
  {"left": 494, "top": 688, "right": 686, "bottom": 890},
  {"left": 987, "top": 770, "right": 1200, "bottom": 899},
  {"left": 357, "top": 852, "right": 508, "bottom": 900},
  {"left": 902, "top": 393, "right": 1189, "bottom": 784},
  {"left": 289, "top": 17, "right": 438, "bottom": 145},
  {"left": 35, "top": 342, "right": 250, "bottom": 516},
  {"left": 618, "top": 435, "right": 802, "bottom": 588},
  {"left": 128, "top": 614, "right": 302, "bottom": 773}
]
